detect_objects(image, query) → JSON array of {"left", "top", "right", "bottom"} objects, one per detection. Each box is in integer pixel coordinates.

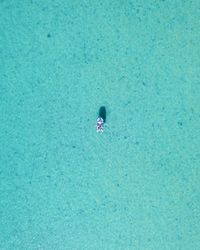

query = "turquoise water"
[{"left": 1, "top": 0, "right": 200, "bottom": 249}]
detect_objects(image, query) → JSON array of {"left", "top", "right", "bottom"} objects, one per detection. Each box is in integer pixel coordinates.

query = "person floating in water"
[
  {"left": 96, "top": 106, "right": 106, "bottom": 133},
  {"left": 96, "top": 117, "right": 104, "bottom": 132}
]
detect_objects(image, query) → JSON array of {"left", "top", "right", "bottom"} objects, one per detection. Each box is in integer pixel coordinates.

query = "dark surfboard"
[{"left": 98, "top": 106, "right": 106, "bottom": 123}]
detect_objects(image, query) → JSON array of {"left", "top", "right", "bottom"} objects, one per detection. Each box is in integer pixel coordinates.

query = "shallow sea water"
[{"left": 0, "top": 0, "right": 200, "bottom": 249}]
